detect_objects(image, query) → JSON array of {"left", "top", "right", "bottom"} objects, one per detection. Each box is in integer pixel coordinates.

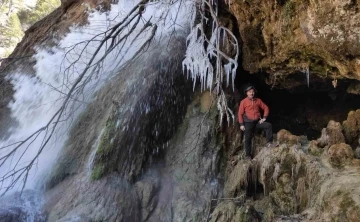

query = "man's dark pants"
[{"left": 244, "top": 121, "right": 273, "bottom": 158}]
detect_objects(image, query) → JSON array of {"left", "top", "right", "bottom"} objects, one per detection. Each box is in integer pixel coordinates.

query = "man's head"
[{"left": 245, "top": 85, "right": 256, "bottom": 99}]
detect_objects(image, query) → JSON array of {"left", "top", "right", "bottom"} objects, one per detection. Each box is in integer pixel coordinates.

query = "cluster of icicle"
[{"left": 182, "top": 0, "right": 239, "bottom": 125}]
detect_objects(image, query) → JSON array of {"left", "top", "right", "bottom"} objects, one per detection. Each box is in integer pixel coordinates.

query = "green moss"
[
  {"left": 330, "top": 191, "right": 360, "bottom": 221},
  {"left": 281, "top": 154, "right": 296, "bottom": 174},
  {"left": 96, "top": 118, "right": 117, "bottom": 156},
  {"left": 309, "top": 148, "right": 322, "bottom": 156},
  {"left": 283, "top": 1, "right": 295, "bottom": 19},
  {"left": 339, "top": 192, "right": 356, "bottom": 211},
  {"left": 91, "top": 115, "right": 118, "bottom": 180},
  {"left": 91, "top": 165, "right": 105, "bottom": 181}
]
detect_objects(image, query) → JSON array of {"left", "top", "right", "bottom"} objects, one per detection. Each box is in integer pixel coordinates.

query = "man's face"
[{"left": 246, "top": 89, "right": 255, "bottom": 99}]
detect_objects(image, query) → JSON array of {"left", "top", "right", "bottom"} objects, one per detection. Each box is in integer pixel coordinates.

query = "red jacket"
[{"left": 238, "top": 97, "right": 269, "bottom": 125}]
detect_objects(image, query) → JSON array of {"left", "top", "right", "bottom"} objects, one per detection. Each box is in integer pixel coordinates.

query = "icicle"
[
  {"left": 305, "top": 67, "right": 310, "bottom": 87},
  {"left": 183, "top": 0, "right": 239, "bottom": 126}
]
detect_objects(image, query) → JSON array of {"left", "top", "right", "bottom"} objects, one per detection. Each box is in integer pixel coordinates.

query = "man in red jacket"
[{"left": 238, "top": 85, "right": 274, "bottom": 158}]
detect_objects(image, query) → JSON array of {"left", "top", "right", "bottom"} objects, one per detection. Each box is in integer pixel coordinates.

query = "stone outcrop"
[
  {"left": 277, "top": 129, "right": 300, "bottom": 145},
  {"left": 317, "top": 120, "right": 345, "bottom": 147},
  {"left": 224, "top": 161, "right": 250, "bottom": 198},
  {"left": 44, "top": 34, "right": 223, "bottom": 221},
  {"left": 209, "top": 201, "right": 261, "bottom": 222},
  {"left": 327, "top": 143, "right": 354, "bottom": 168},
  {"left": 220, "top": 136, "right": 360, "bottom": 221},
  {"left": 343, "top": 109, "right": 360, "bottom": 146},
  {"left": 227, "top": 0, "right": 360, "bottom": 88}
]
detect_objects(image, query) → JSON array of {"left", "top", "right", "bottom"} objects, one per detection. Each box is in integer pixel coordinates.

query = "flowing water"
[{"left": 0, "top": 0, "right": 194, "bottom": 220}]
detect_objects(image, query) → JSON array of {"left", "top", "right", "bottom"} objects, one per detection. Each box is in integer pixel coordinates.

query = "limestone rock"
[
  {"left": 277, "top": 129, "right": 300, "bottom": 146},
  {"left": 134, "top": 177, "right": 160, "bottom": 221},
  {"left": 316, "top": 128, "right": 328, "bottom": 148},
  {"left": 312, "top": 171, "right": 360, "bottom": 221},
  {"left": 347, "top": 82, "right": 360, "bottom": 95},
  {"left": 61, "top": 0, "right": 76, "bottom": 8},
  {"left": 343, "top": 110, "right": 360, "bottom": 146},
  {"left": 252, "top": 145, "right": 322, "bottom": 215},
  {"left": 325, "top": 120, "right": 345, "bottom": 145},
  {"left": 327, "top": 143, "right": 354, "bottom": 168},
  {"left": 200, "top": 91, "right": 213, "bottom": 113},
  {"left": 317, "top": 120, "right": 345, "bottom": 147},
  {"left": 355, "top": 147, "right": 360, "bottom": 159},
  {"left": 269, "top": 173, "right": 297, "bottom": 214},
  {"left": 320, "top": 191, "right": 360, "bottom": 221},
  {"left": 224, "top": 161, "right": 251, "bottom": 198},
  {"left": 307, "top": 140, "right": 322, "bottom": 156},
  {"left": 209, "top": 201, "right": 261, "bottom": 222},
  {"left": 228, "top": 0, "right": 360, "bottom": 84}
]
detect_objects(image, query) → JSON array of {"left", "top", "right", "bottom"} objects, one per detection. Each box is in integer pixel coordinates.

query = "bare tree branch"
[{"left": 0, "top": 0, "right": 159, "bottom": 195}]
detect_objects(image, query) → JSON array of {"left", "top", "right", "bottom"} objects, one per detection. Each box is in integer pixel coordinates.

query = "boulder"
[
  {"left": 317, "top": 120, "right": 345, "bottom": 147},
  {"left": 308, "top": 140, "right": 322, "bottom": 156},
  {"left": 355, "top": 147, "right": 360, "bottom": 159},
  {"left": 269, "top": 173, "right": 297, "bottom": 214},
  {"left": 342, "top": 110, "right": 360, "bottom": 146},
  {"left": 327, "top": 143, "right": 354, "bottom": 168},
  {"left": 209, "top": 201, "right": 261, "bottom": 222},
  {"left": 134, "top": 177, "right": 160, "bottom": 221},
  {"left": 224, "top": 161, "right": 251, "bottom": 198},
  {"left": 277, "top": 129, "right": 300, "bottom": 146}
]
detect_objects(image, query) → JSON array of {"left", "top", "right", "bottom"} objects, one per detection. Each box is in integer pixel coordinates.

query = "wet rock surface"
[
  {"left": 43, "top": 34, "right": 222, "bottom": 221},
  {"left": 0, "top": 191, "right": 45, "bottom": 222}
]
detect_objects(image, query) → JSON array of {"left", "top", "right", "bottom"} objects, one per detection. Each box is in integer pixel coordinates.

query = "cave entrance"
[{"left": 234, "top": 71, "right": 360, "bottom": 140}]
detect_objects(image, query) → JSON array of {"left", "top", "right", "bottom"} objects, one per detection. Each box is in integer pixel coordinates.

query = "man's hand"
[
  {"left": 240, "top": 126, "right": 245, "bottom": 131},
  {"left": 259, "top": 118, "right": 266, "bottom": 124}
]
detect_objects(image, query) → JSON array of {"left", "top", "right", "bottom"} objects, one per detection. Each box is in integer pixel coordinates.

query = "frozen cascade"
[{"left": 0, "top": 0, "right": 195, "bottom": 215}]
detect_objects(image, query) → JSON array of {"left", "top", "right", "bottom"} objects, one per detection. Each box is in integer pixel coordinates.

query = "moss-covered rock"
[
  {"left": 224, "top": 161, "right": 251, "bottom": 198},
  {"left": 307, "top": 140, "right": 322, "bottom": 156},
  {"left": 327, "top": 143, "right": 354, "bottom": 168},
  {"left": 315, "top": 173, "right": 360, "bottom": 222},
  {"left": 317, "top": 120, "right": 345, "bottom": 147},
  {"left": 249, "top": 144, "right": 322, "bottom": 215},
  {"left": 355, "top": 147, "right": 360, "bottom": 159},
  {"left": 269, "top": 173, "right": 297, "bottom": 215},
  {"left": 277, "top": 129, "right": 300, "bottom": 146},
  {"left": 343, "top": 110, "right": 360, "bottom": 146},
  {"left": 91, "top": 164, "right": 104, "bottom": 181},
  {"left": 209, "top": 201, "right": 261, "bottom": 222}
]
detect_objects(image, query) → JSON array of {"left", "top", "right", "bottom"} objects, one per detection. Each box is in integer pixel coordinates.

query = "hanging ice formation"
[
  {"left": 182, "top": 0, "right": 239, "bottom": 125},
  {"left": 305, "top": 66, "right": 310, "bottom": 87}
]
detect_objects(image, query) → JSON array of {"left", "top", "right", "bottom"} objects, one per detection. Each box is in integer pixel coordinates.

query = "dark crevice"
[{"left": 246, "top": 167, "right": 264, "bottom": 200}]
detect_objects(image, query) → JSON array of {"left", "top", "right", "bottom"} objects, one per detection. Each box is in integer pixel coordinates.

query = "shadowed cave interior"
[{"left": 234, "top": 70, "right": 360, "bottom": 141}]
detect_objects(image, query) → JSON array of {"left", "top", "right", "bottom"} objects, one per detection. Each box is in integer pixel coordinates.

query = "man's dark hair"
[{"left": 244, "top": 85, "right": 256, "bottom": 94}]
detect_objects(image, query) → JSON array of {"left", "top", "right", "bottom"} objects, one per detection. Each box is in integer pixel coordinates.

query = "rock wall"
[
  {"left": 44, "top": 35, "right": 224, "bottom": 221},
  {"left": 228, "top": 0, "right": 360, "bottom": 87}
]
